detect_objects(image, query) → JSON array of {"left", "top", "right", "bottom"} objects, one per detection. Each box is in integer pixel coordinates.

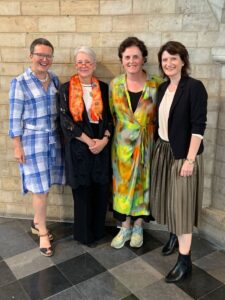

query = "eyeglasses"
[
  {"left": 76, "top": 61, "right": 93, "bottom": 67},
  {"left": 32, "top": 53, "right": 54, "bottom": 60}
]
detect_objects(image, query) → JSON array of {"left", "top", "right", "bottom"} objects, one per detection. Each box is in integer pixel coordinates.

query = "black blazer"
[
  {"left": 156, "top": 76, "right": 208, "bottom": 159},
  {"left": 59, "top": 80, "right": 113, "bottom": 189}
]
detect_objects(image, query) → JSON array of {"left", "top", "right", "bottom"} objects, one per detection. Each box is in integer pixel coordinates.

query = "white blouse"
[{"left": 82, "top": 84, "right": 99, "bottom": 124}]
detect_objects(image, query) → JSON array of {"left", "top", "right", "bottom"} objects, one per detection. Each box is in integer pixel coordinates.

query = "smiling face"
[
  {"left": 75, "top": 52, "right": 96, "bottom": 83},
  {"left": 30, "top": 44, "right": 53, "bottom": 75},
  {"left": 161, "top": 50, "right": 184, "bottom": 80},
  {"left": 121, "top": 46, "right": 144, "bottom": 76}
]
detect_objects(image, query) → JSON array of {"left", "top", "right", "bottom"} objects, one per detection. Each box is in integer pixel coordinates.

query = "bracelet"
[
  {"left": 104, "top": 134, "right": 110, "bottom": 140},
  {"left": 186, "top": 158, "right": 195, "bottom": 165}
]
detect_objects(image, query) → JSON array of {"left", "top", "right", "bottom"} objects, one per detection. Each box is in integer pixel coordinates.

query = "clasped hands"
[{"left": 89, "top": 138, "right": 108, "bottom": 154}]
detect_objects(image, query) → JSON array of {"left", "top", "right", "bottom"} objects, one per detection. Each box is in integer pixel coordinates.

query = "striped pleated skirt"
[{"left": 150, "top": 138, "right": 204, "bottom": 236}]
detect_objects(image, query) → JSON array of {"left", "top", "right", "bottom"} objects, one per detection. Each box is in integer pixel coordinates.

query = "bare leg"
[
  {"left": 134, "top": 218, "right": 143, "bottom": 227},
  {"left": 32, "top": 193, "right": 51, "bottom": 250},
  {"left": 122, "top": 216, "right": 131, "bottom": 228},
  {"left": 178, "top": 233, "right": 192, "bottom": 254}
]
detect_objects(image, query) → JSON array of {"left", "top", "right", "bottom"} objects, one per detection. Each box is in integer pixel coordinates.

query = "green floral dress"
[{"left": 109, "top": 73, "right": 160, "bottom": 219}]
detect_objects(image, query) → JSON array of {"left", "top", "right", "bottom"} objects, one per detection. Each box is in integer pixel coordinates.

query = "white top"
[
  {"left": 82, "top": 84, "right": 99, "bottom": 124},
  {"left": 158, "top": 88, "right": 203, "bottom": 141}
]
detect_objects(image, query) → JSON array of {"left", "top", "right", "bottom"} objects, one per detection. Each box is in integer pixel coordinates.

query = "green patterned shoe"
[
  {"left": 130, "top": 225, "right": 143, "bottom": 248},
  {"left": 111, "top": 227, "right": 132, "bottom": 249}
]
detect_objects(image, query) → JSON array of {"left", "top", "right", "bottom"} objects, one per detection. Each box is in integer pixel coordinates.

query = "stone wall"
[{"left": 0, "top": 1, "right": 224, "bottom": 227}]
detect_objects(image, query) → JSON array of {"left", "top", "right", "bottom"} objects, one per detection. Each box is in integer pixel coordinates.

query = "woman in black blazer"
[
  {"left": 151, "top": 41, "right": 207, "bottom": 283},
  {"left": 59, "top": 46, "right": 113, "bottom": 247}
]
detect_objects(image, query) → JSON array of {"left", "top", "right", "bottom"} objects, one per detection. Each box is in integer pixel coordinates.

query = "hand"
[
  {"left": 89, "top": 138, "right": 107, "bottom": 154},
  {"left": 14, "top": 145, "right": 26, "bottom": 164},
  {"left": 180, "top": 160, "right": 194, "bottom": 177}
]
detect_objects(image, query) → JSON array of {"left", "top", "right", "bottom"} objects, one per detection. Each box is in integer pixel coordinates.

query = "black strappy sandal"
[
  {"left": 39, "top": 232, "right": 54, "bottom": 257},
  {"left": 31, "top": 220, "right": 54, "bottom": 241}
]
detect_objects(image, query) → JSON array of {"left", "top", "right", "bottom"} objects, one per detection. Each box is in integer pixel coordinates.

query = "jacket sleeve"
[
  {"left": 190, "top": 80, "right": 208, "bottom": 136},
  {"left": 58, "top": 82, "right": 83, "bottom": 141},
  {"left": 101, "top": 81, "right": 114, "bottom": 136}
]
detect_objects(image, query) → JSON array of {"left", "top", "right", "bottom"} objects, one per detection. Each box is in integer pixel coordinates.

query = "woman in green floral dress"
[{"left": 110, "top": 37, "right": 161, "bottom": 249}]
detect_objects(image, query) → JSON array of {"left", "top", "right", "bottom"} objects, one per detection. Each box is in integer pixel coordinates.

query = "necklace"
[{"left": 38, "top": 73, "right": 49, "bottom": 83}]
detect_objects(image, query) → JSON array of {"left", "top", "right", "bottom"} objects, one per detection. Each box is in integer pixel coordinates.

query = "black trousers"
[{"left": 72, "top": 183, "right": 109, "bottom": 245}]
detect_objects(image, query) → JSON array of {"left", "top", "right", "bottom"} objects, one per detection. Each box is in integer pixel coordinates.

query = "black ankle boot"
[
  {"left": 162, "top": 233, "right": 178, "bottom": 256},
  {"left": 165, "top": 252, "right": 192, "bottom": 283}
]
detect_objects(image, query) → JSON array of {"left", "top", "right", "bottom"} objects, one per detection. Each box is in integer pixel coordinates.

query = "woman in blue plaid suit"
[{"left": 9, "top": 38, "right": 65, "bottom": 257}]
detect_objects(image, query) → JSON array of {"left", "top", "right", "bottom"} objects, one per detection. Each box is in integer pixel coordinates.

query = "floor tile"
[
  {"left": 45, "top": 286, "right": 85, "bottom": 300},
  {"left": 194, "top": 250, "right": 225, "bottom": 283},
  {"left": 127, "top": 231, "right": 162, "bottom": 256},
  {"left": 51, "top": 237, "right": 85, "bottom": 264},
  {"left": 121, "top": 295, "right": 140, "bottom": 300},
  {"left": 175, "top": 264, "right": 223, "bottom": 299},
  {"left": 110, "top": 257, "right": 163, "bottom": 293},
  {"left": 57, "top": 252, "right": 106, "bottom": 285},
  {"left": 0, "top": 261, "right": 16, "bottom": 287},
  {"left": 19, "top": 266, "right": 71, "bottom": 300},
  {"left": 89, "top": 243, "right": 137, "bottom": 269},
  {"left": 191, "top": 234, "right": 218, "bottom": 260},
  {"left": 0, "top": 281, "right": 30, "bottom": 300},
  {"left": 199, "top": 284, "right": 225, "bottom": 300},
  {"left": 141, "top": 247, "right": 177, "bottom": 276},
  {"left": 76, "top": 271, "right": 130, "bottom": 300},
  {"left": 135, "top": 279, "right": 193, "bottom": 300},
  {"left": 5, "top": 248, "right": 54, "bottom": 279},
  {"left": 47, "top": 222, "right": 73, "bottom": 242}
]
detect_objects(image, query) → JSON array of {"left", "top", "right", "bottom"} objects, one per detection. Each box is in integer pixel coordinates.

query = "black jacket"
[
  {"left": 59, "top": 80, "right": 113, "bottom": 189},
  {"left": 156, "top": 76, "right": 208, "bottom": 159}
]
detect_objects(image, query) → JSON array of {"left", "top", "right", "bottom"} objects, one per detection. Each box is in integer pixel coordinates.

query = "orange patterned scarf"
[{"left": 69, "top": 74, "right": 103, "bottom": 122}]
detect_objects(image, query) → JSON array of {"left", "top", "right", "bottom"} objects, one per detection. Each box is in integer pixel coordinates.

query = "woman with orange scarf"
[{"left": 59, "top": 47, "right": 113, "bottom": 247}]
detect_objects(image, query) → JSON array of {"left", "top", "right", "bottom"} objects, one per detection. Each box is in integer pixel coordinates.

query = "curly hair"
[{"left": 118, "top": 36, "right": 148, "bottom": 63}]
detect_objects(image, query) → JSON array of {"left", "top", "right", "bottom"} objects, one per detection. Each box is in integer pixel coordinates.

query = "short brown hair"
[
  {"left": 118, "top": 36, "right": 148, "bottom": 63},
  {"left": 30, "top": 38, "right": 54, "bottom": 54},
  {"left": 158, "top": 41, "right": 190, "bottom": 77}
]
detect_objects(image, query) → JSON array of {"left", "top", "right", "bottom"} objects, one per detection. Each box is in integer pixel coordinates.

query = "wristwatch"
[{"left": 186, "top": 158, "right": 195, "bottom": 165}]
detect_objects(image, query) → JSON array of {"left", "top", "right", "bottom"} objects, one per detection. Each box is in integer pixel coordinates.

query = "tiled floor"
[{"left": 0, "top": 217, "right": 225, "bottom": 300}]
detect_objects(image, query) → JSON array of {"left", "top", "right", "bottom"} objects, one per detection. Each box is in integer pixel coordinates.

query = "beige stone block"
[
  {"left": 221, "top": 79, "right": 225, "bottom": 97},
  {"left": 201, "top": 79, "right": 220, "bottom": 97},
  {"left": 183, "top": 13, "right": 218, "bottom": 31},
  {"left": 0, "top": 104, "right": 8, "bottom": 120},
  {"left": 162, "top": 32, "right": 197, "bottom": 47},
  {"left": 100, "top": 0, "right": 132, "bottom": 15},
  {"left": 0, "top": 92, "right": 9, "bottom": 105},
  {"left": 22, "top": 1, "right": 59, "bottom": 15},
  {"left": 202, "top": 188, "right": 212, "bottom": 207},
  {"left": 59, "top": 205, "right": 73, "bottom": 220},
  {"left": 112, "top": 16, "right": 148, "bottom": 32},
  {"left": 0, "top": 135, "right": 6, "bottom": 152},
  {"left": 198, "top": 32, "right": 224, "bottom": 47},
  {"left": 204, "top": 174, "right": 212, "bottom": 189},
  {"left": 53, "top": 49, "right": 71, "bottom": 64},
  {"left": 192, "top": 65, "right": 220, "bottom": 80},
  {"left": 0, "top": 1, "right": 20, "bottom": 15},
  {"left": 0, "top": 33, "right": 26, "bottom": 47},
  {"left": 218, "top": 112, "right": 225, "bottom": 130},
  {"left": 0, "top": 119, "right": 10, "bottom": 135},
  {"left": 189, "top": 48, "right": 212, "bottom": 64},
  {"left": 1, "top": 48, "right": 29, "bottom": 63},
  {"left": 77, "top": 16, "right": 112, "bottom": 32},
  {"left": 94, "top": 63, "right": 120, "bottom": 79},
  {"left": 149, "top": 15, "right": 182, "bottom": 31},
  {"left": 215, "top": 161, "right": 225, "bottom": 179},
  {"left": 63, "top": 185, "right": 72, "bottom": 195},
  {"left": 176, "top": 0, "right": 211, "bottom": 14},
  {"left": 0, "top": 203, "right": 6, "bottom": 216},
  {"left": 59, "top": 34, "right": 92, "bottom": 48},
  {"left": 102, "top": 48, "right": 118, "bottom": 62},
  {"left": 38, "top": 17, "right": 75, "bottom": 32},
  {"left": 100, "top": 33, "right": 129, "bottom": 47},
  {"left": 13, "top": 191, "right": 30, "bottom": 203},
  {"left": 0, "top": 160, "right": 9, "bottom": 177},
  {"left": 0, "top": 17, "right": 38, "bottom": 32},
  {"left": 204, "top": 128, "right": 217, "bottom": 144},
  {"left": 214, "top": 176, "right": 225, "bottom": 195},
  {"left": 204, "top": 157, "right": 214, "bottom": 175},
  {"left": 217, "top": 129, "right": 225, "bottom": 146},
  {"left": 133, "top": 0, "right": 176, "bottom": 14},
  {"left": 6, "top": 204, "right": 27, "bottom": 217},
  {"left": 50, "top": 185, "right": 64, "bottom": 194},
  {"left": 61, "top": 0, "right": 99, "bottom": 15},
  {"left": 0, "top": 63, "right": 23, "bottom": 76},
  {"left": 47, "top": 205, "right": 60, "bottom": 219},
  {"left": 8, "top": 162, "right": 20, "bottom": 177},
  {"left": 135, "top": 33, "right": 162, "bottom": 48},
  {"left": 0, "top": 190, "right": 14, "bottom": 203},
  {"left": 2, "top": 177, "right": 21, "bottom": 191},
  {"left": 216, "top": 145, "right": 225, "bottom": 163},
  {"left": 26, "top": 34, "right": 59, "bottom": 48},
  {"left": 52, "top": 64, "right": 74, "bottom": 77}
]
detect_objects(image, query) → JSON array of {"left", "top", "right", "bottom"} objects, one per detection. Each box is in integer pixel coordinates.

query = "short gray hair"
[{"left": 74, "top": 46, "right": 97, "bottom": 63}]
